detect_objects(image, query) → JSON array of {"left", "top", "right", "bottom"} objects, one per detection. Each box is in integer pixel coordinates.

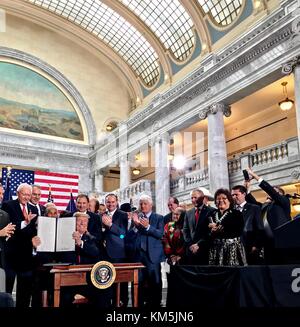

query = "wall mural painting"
[{"left": 0, "top": 62, "right": 83, "bottom": 141}]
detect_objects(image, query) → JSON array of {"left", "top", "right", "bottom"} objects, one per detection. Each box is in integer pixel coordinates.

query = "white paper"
[
  {"left": 37, "top": 216, "right": 57, "bottom": 252},
  {"left": 56, "top": 217, "right": 76, "bottom": 252}
]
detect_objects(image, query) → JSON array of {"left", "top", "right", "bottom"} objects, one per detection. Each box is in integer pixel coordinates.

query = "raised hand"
[
  {"left": 72, "top": 231, "right": 82, "bottom": 246},
  {"left": 0, "top": 223, "right": 16, "bottom": 238},
  {"left": 102, "top": 214, "right": 113, "bottom": 227},
  {"left": 24, "top": 211, "right": 37, "bottom": 224},
  {"left": 32, "top": 236, "right": 41, "bottom": 248}
]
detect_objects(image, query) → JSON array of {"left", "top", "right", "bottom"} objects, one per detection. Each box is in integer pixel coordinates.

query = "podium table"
[{"left": 47, "top": 263, "right": 144, "bottom": 307}]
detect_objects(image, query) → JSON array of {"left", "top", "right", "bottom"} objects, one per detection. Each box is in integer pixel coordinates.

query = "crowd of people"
[{"left": 0, "top": 167, "right": 292, "bottom": 308}]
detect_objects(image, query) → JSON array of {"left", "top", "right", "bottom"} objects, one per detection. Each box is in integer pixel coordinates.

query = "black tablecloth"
[{"left": 167, "top": 265, "right": 300, "bottom": 307}]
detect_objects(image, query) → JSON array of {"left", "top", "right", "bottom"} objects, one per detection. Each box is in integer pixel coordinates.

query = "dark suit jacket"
[
  {"left": 127, "top": 212, "right": 165, "bottom": 264},
  {"left": 183, "top": 205, "right": 214, "bottom": 247},
  {"left": 59, "top": 232, "right": 101, "bottom": 265},
  {"left": 0, "top": 209, "right": 10, "bottom": 268},
  {"left": 241, "top": 203, "right": 265, "bottom": 250},
  {"left": 103, "top": 209, "right": 128, "bottom": 260},
  {"left": 1, "top": 199, "right": 38, "bottom": 271},
  {"left": 246, "top": 180, "right": 291, "bottom": 230},
  {"left": 163, "top": 212, "right": 172, "bottom": 225}
]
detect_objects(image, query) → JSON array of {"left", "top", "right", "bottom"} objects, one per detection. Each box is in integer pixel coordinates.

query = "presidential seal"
[{"left": 91, "top": 261, "right": 116, "bottom": 289}]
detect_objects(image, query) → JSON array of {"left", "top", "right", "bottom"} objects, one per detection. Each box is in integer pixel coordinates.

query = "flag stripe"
[
  {"left": 39, "top": 186, "right": 79, "bottom": 193},
  {"left": 34, "top": 179, "right": 78, "bottom": 186},
  {"left": 35, "top": 171, "right": 79, "bottom": 179},
  {"left": 1, "top": 168, "right": 79, "bottom": 212}
]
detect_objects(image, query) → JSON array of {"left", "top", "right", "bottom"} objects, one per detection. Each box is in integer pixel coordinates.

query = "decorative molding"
[
  {"left": 291, "top": 169, "right": 300, "bottom": 179},
  {"left": 282, "top": 56, "right": 300, "bottom": 74},
  {"left": 198, "top": 103, "right": 231, "bottom": 120},
  {"left": 0, "top": 47, "right": 96, "bottom": 145}
]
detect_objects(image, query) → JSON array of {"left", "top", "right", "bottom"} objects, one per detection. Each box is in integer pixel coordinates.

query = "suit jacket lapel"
[
  {"left": 190, "top": 208, "right": 196, "bottom": 229},
  {"left": 149, "top": 212, "right": 155, "bottom": 226},
  {"left": 15, "top": 200, "right": 24, "bottom": 220}
]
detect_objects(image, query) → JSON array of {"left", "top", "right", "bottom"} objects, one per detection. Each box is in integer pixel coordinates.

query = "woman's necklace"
[{"left": 215, "top": 210, "right": 230, "bottom": 225}]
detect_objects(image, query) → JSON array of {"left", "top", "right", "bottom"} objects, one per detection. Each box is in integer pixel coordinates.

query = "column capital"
[
  {"left": 282, "top": 56, "right": 300, "bottom": 75},
  {"left": 95, "top": 168, "right": 106, "bottom": 176},
  {"left": 150, "top": 132, "right": 170, "bottom": 147},
  {"left": 119, "top": 154, "right": 128, "bottom": 163},
  {"left": 199, "top": 103, "right": 231, "bottom": 120}
]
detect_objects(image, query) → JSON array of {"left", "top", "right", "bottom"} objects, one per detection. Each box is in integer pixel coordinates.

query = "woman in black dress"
[{"left": 208, "top": 188, "right": 247, "bottom": 266}]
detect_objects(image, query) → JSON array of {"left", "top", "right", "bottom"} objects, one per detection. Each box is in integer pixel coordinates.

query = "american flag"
[{"left": 1, "top": 168, "right": 79, "bottom": 211}]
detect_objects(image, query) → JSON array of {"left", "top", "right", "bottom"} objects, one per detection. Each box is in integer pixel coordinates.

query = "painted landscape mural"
[{"left": 0, "top": 62, "right": 83, "bottom": 140}]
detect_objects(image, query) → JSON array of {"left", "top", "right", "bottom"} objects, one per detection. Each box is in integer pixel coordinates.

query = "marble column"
[
  {"left": 120, "top": 155, "right": 131, "bottom": 190},
  {"left": 94, "top": 169, "right": 104, "bottom": 193},
  {"left": 282, "top": 57, "right": 300, "bottom": 154},
  {"left": 154, "top": 135, "right": 170, "bottom": 215},
  {"left": 200, "top": 103, "right": 231, "bottom": 194}
]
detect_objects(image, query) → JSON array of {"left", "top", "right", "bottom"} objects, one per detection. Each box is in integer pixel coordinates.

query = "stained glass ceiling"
[{"left": 26, "top": 0, "right": 244, "bottom": 89}]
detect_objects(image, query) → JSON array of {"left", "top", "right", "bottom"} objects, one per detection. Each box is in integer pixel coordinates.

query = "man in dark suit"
[
  {"left": 75, "top": 194, "right": 102, "bottom": 243},
  {"left": 102, "top": 194, "right": 128, "bottom": 306},
  {"left": 128, "top": 194, "right": 164, "bottom": 308},
  {"left": 231, "top": 185, "right": 264, "bottom": 264},
  {"left": 1, "top": 183, "right": 38, "bottom": 307},
  {"left": 102, "top": 194, "right": 128, "bottom": 262},
  {"left": 57, "top": 212, "right": 106, "bottom": 307},
  {"left": 163, "top": 197, "right": 179, "bottom": 225},
  {"left": 0, "top": 212, "right": 15, "bottom": 268},
  {"left": 183, "top": 189, "right": 214, "bottom": 265},
  {"left": 29, "top": 185, "right": 46, "bottom": 216},
  {"left": 245, "top": 168, "right": 291, "bottom": 263}
]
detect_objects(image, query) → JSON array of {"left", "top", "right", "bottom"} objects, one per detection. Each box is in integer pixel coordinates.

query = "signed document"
[{"left": 37, "top": 216, "right": 76, "bottom": 252}]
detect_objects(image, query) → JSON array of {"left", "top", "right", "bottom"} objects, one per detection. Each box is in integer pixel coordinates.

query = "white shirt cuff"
[
  {"left": 21, "top": 221, "right": 28, "bottom": 229},
  {"left": 258, "top": 177, "right": 264, "bottom": 184}
]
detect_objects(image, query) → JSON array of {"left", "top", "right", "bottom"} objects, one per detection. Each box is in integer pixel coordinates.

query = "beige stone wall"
[{"left": 0, "top": 14, "right": 131, "bottom": 143}]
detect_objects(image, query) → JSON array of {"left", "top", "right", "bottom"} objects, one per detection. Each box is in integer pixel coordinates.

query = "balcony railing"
[
  {"left": 102, "top": 138, "right": 299, "bottom": 206},
  {"left": 111, "top": 179, "right": 155, "bottom": 208}
]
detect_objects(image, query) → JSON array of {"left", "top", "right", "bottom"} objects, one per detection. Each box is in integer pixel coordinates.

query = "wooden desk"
[{"left": 49, "top": 263, "right": 144, "bottom": 307}]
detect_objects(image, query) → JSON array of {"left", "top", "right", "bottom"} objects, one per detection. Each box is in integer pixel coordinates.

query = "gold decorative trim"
[{"left": 90, "top": 261, "right": 116, "bottom": 290}]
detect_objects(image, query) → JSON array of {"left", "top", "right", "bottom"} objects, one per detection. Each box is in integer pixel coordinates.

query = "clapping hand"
[
  {"left": 102, "top": 214, "right": 113, "bottom": 227},
  {"left": 0, "top": 223, "right": 16, "bottom": 238},
  {"left": 131, "top": 212, "right": 141, "bottom": 226},
  {"left": 72, "top": 231, "right": 82, "bottom": 246}
]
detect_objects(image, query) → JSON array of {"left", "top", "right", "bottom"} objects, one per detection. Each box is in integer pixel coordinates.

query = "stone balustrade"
[{"left": 98, "top": 138, "right": 299, "bottom": 208}]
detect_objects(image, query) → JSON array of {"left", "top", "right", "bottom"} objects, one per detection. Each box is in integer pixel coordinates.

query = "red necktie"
[
  {"left": 22, "top": 204, "right": 27, "bottom": 218},
  {"left": 76, "top": 245, "right": 81, "bottom": 264},
  {"left": 195, "top": 208, "right": 199, "bottom": 225}
]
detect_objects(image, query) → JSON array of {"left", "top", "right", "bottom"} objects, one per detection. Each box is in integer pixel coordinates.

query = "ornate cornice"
[
  {"left": 282, "top": 56, "right": 300, "bottom": 74},
  {"left": 0, "top": 47, "right": 96, "bottom": 145},
  {"left": 125, "top": 4, "right": 293, "bottom": 131}
]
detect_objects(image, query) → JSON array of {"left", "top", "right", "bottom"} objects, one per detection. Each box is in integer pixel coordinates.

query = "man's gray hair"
[
  {"left": 139, "top": 194, "right": 153, "bottom": 204},
  {"left": 31, "top": 184, "right": 42, "bottom": 190},
  {"left": 17, "top": 183, "right": 32, "bottom": 193}
]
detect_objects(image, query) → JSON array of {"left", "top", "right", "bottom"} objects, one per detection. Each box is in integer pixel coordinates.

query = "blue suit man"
[{"left": 127, "top": 195, "right": 164, "bottom": 308}]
